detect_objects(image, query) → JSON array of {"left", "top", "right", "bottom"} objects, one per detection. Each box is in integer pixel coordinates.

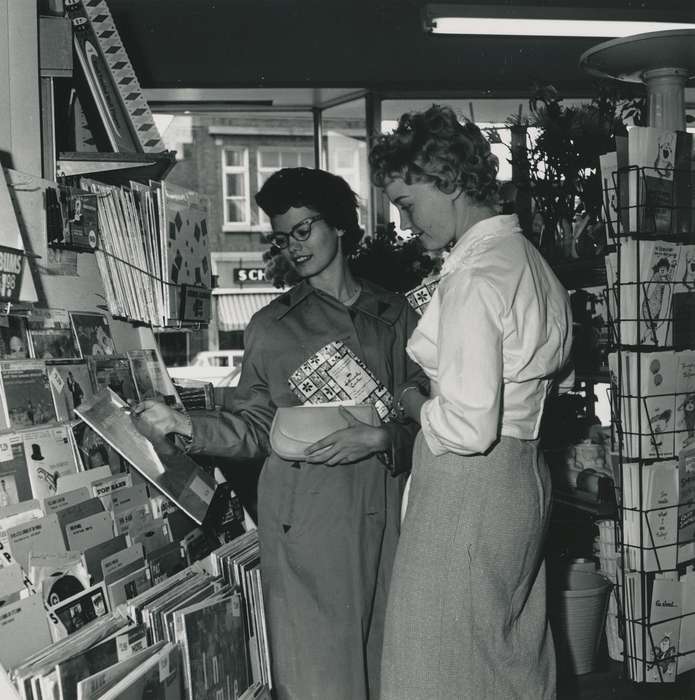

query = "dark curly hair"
[
  {"left": 255, "top": 167, "right": 363, "bottom": 256},
  {"left": 369, "top": 105, "right": 499, "bottom": 204}
]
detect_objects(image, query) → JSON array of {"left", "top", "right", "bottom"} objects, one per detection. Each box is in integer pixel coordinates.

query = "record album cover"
[
  {"left": 27, "top": 309, "right": 81, "bottom": 361},
  {"left": 70, "top": 313, "right": 115, "bottom": 358},
  {"left": 0, "top": 361, "right": 58, "bottom": 431},
  {"left": 0, "top": 315, "right": 28, "bottom": 360}
]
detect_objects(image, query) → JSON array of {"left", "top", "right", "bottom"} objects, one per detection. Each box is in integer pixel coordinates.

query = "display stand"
[
  {"left": 580, "top": 29, "right": 695, "bottom": 132},
  {"left": 0, "top": 6, "right": 270, "bottom": 697},
  {"left": 580, "top": 29, "right": 695, "bottom": 684}
]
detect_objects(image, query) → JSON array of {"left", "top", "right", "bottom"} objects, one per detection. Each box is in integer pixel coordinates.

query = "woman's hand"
[
  {"left": 130, "top": 400, "right": 190, "bottom": 444},
  {"left": 304, "top": 406, "right": 390, "bottom": 466},
  {"left": 398, "top": 385, "right": 427, "bottom": 424}
]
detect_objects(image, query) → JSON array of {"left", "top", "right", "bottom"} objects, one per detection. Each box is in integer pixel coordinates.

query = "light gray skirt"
[{"left": 380, "top": 432, "right": 556, "bottom": 700}]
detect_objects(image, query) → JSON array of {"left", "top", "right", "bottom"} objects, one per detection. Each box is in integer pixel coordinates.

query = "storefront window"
[
  {"left": 257, "top": 148, "right": 314, "bottom": 227},
  {"left": 321, "top": 98, "right": 369, "bottom": 232},
  {"left": 222, "top": 147, "right": 250, "bottom": 226}
]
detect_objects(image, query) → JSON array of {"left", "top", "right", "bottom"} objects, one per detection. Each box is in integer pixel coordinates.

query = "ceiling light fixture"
[{"left": 423, "top": 4, "right": 695, "bottom": 38}]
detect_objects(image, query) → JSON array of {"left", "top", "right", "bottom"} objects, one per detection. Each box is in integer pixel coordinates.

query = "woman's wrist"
[
  {"left": 372, "top": 425, "right": 391, "bottom": 452},
  {"left": 396, "top": 385, "right": 421, "bottom": 421},
  {"left": 171, "top": 412, "right": 194, "bottom": 453},
  {"left": 176, "top": 411, "right": 192, "bottom": 437}
]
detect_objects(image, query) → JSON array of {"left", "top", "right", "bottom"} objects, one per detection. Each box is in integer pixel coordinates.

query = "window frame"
[
  {"left": 255, "top": 146, "right": 315, "bottom": 229},
  {"left": 222, "top": 147, "right": 251, "bottom": 231}
]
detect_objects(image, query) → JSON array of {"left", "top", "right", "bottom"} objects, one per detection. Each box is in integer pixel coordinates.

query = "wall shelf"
[{"left": 57, "top": 151, "right": 176, "bottom": 185}]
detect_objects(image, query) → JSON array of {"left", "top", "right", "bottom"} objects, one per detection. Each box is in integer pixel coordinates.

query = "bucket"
[{"left": 553, "top": 565, "right": 612, "bottom": 675}]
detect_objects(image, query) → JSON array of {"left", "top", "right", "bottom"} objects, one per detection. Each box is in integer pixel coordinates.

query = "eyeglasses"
[{"left": 269, "top": 215, "right": 323, "bottom": 249}]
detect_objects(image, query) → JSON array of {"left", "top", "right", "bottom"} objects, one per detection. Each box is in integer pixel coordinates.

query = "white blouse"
[{"left": 408, "top": 214, "right": 573, "bottom": 457}]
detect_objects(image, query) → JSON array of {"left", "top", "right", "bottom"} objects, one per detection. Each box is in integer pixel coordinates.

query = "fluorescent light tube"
[{"left": 429, "top": 18, "right": 695, "bottom": 38}]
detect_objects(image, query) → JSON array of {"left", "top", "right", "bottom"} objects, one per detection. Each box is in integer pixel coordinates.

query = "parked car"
[
  {"left": 192, "top": 350, "right": 244, "bottom": 369},
  {"left": 167, "top": 350, "right": 244, "bottom": 386},
  {"left": 215, "top": 365, "right": 242, "bottom": 388}
]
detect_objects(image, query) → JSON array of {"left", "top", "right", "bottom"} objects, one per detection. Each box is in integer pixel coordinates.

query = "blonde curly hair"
[{"left": 369, "top": 104, "right": 499, "bottom": 205}]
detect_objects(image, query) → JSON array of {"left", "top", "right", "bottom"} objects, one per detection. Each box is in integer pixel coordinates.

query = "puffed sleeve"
[
  {"left": 420, "top": 272, "right": 504, "bottom": 456},
  {"left": 381, "top": 302, "right": 429, "bottom": 476},
  {"left": 186, "top": 315, "right": 275, "bottom": 460}
]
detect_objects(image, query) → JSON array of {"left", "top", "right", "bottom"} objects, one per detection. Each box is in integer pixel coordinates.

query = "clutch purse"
[{"left": 269, "top": 403, "right": 379, "bottom": 461}]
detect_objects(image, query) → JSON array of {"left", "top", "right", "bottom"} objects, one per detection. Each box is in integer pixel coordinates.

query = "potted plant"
[{"left": 489, "top": 85, "right": 645, "bottom": 262}]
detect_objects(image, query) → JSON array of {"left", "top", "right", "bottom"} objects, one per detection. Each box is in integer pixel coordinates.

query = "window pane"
[
  {"left": 283, "top": 151, "right": 299, "bottom": 167},
  {"left": 322, "top": 98, "right": 368, "bottom": 233},
  {"left": 299, "top": 150, "right": 313, "bottom": 167},
  {"left": 336, "top": 149, "right": 354, "bottom": 169},
  {"left": 226, "top": 173, "right": 245, "bottom": 196},
  {"left": 226, "top": 199, "right": 245, "bottom": 222},
  {"left": 259, "top": 151, "right": 279, "bottom": 168},
  {"left": 225, "top": 150, "right": 243, "bottom": 167}
]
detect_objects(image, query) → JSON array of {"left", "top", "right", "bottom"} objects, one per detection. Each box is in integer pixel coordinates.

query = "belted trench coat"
[{"left": 187, "top": 279, "right": 426, "bottom": 700}]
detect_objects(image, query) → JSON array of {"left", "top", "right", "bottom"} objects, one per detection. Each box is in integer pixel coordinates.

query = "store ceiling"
[{"left": 108, "top": 0, "right": 695, "bottom": 107}]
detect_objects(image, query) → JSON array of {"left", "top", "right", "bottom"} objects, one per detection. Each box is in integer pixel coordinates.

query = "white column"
[{"left": 0, "top": 0, "right": 41, "bottom": 175}]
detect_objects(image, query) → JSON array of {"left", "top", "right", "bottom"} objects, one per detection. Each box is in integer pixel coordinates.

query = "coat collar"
[{"left": 274, "top": 278, "right": 403, "bottom": 325}]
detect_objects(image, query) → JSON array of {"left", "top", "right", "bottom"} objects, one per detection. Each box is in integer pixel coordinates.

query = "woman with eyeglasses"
[
  {"left": 132, "top": 167, "right": 426, "bottom": 700},
  {"left": 369, "top": 106, "right": 572, "bottom": 699}
]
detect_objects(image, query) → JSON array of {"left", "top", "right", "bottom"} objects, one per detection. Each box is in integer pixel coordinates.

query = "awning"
[{"left": 216, "top": 292, "right": 281, "bottom": 331}]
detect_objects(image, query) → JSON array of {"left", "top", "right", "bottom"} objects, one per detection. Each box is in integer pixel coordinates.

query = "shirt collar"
[
  {"left": 440, "top": 214, "right": 521, "bottom": 277},
  {"left": 274, "top": 278, "right": 403, "bottom": 325}
]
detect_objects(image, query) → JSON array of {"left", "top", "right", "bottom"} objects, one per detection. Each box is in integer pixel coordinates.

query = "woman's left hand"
[{"left": 304, "top": 406, "right": 390, "bottom": 466}]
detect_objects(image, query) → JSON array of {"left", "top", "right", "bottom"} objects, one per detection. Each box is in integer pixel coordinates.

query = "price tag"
[
  {"left": 0, "top": 435, "right": 13, "bottom": 462},
  {"left": 116, "top": 632, "right": 132, "bottom": 660},
  {"left": 158, "top": 648, "right": 172, "bottom": 681},
  {"left": 188, "top": 475, "right": 214, "bottom": 504},
  {"left": 49, "top": 367, "right": 64, "bottom": 395}
]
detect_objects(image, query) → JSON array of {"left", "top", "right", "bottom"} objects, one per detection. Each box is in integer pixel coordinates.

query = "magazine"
[
  {"left": 288, "top": 340, "right": 394, "bottom": 421},
  {"left": 404, "top": 276, "right": 440, "bottom": 316}
]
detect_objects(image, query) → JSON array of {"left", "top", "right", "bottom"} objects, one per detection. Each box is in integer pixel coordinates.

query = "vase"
[
  {"left": 555, "top": 218, "right": 575, "bottom": 260},
  {"left": 538, "top": 217, "right": 572, "bottom": 262}
]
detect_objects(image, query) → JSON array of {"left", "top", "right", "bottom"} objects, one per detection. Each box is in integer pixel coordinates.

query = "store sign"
[
  {"left": 233, "top": 267, "right": 267, "bottom": 285},
  {"left": 0, "top": 246, "right": 25, "bottom": 303},
  {"left": 179, "top": 285, "right": 212, "bottom": 322}
]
